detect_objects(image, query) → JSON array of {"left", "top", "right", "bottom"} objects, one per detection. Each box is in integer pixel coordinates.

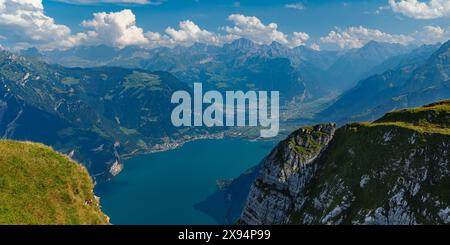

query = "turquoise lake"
[{"left": 94, "top": 138, "right": 276, "bottom": 224}]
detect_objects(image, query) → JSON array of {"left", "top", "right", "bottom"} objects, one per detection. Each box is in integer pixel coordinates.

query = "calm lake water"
[{"left": 94, "top": 138, "right": 275, "bottom": 224}]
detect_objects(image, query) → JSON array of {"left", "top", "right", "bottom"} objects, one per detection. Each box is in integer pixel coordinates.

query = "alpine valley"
[{"left": 0, "top": 51, "right": 216, "bottom": 180}]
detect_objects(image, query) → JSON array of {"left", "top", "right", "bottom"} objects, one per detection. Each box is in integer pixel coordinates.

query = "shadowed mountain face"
[
  {"left": 0, "top": 51, "right": 210, "bottom": 179},
  {"left": 320, "top": 40, "right": 450, "bottom": 125}
]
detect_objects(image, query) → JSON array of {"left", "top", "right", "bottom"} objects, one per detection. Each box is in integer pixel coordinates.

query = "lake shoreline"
[{"left": 95, "top": 138, "right": 276, "bottom": 225}]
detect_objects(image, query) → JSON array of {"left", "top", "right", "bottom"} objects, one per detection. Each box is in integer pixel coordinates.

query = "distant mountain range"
[
  {"left": 24, "top": 39, "right": 422, "bottom": 105},
  {"left": 320, "top": 40, "right": 450, "bottom": 124}
]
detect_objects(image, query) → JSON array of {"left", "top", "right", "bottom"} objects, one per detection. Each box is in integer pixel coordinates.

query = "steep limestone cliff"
[
  {"left": 239, "top": 100, "right": 450, "bottom": 224},
  {"left": 239, "top": 123, "right": 336, "bottom": 224}
]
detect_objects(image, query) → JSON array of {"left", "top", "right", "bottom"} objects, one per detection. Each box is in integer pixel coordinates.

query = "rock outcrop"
[
  {"left": 239, "top": 100, "right": 450, "bottom": 224},
  {"left": 239, "top": 123, "right": 336, "bottom": 224}
]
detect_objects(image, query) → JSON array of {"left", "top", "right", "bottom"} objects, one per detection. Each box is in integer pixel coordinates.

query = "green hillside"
[
  {"left": 0, "top": 50, "right": 207, "bottom": 180},
  {"left": 373, "top": 99, "right": 450, "bottom": 134},
  {"left": 0, "top": 140, "right": 109, "bottom": 225}
]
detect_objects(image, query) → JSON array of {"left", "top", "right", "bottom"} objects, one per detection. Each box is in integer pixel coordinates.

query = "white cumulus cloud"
[
  {"left": 143, "top": 20, "right": 236, "bottom": 48},
  {"left": 320, "top": 26, "right": 414, "bottom": 49},
  {"left": 144, "top": 14, "right": 309, "bottom": 49},
  {"left": 13, "top": 2, "right": 445, "bottom": 52},
  {"left": 0, "top": 0, "right": 83, "bottom": 50},
  {"left": 224, "top": 14, "right": 309, "bottom": 47},
  {"left": 310, "top": 43, "right": 321, "bottom": 51},
  {"left": 164, "top": 20, "right": 224, "bottom": 46},
  {"left": 225, "top": 14, "right": 289, "bottom": 45},
  {"left": 0, "top": 2, "right": 310, "bottom": 50},
  {"left": 80, "top": 9, "right": 149, "bottom": 48},
  {"left": 290, "top": 31, "right": 310, "bottom": 47},
  {"left": 414, "top": 25, "right": 450, "bottom": 44},
  {"left": 389, "top": 0, "right": 450, "bottom": 19}
]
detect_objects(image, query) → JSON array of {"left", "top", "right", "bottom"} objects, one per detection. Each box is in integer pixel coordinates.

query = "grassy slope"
[
  {"left": 0, "top": 140, "right": 108, "bottom": 225},
  {"left": 290, "top": 99, "right": 450, "bottom": 224},
  {"left": 371, "top": 99, "right": 450, "bottom": 134}
]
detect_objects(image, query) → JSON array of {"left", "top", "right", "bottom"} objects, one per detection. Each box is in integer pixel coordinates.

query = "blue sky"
[
  {"left": 0, "top": 0, "right": 449, "bottom": 50},
  {"left": 43, "top": 0, "right": 448, "bottom": 35}
]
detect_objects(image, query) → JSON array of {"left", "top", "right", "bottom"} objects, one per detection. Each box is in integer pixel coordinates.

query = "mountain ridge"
[
  {"left": 0, "top": 50, "right": 213, "bottom": 180},
  {"left": 319, "top": 39, "right": 450, "bottom": 125},
  {"left": 238, "top": 99, "right": 450, "bottom": 224},
  {"left": 37, "top": 39, "right": 415, "bottom": 97}
]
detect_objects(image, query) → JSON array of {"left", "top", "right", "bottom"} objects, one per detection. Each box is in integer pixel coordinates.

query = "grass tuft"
[{"left": 0, "top": 140, "right": 109, "bottom": 225}]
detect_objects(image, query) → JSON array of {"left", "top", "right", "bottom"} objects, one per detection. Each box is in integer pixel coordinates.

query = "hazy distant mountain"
[
  {"left": 19, "top": 47, "right": 43, "bottom": 58},
  {"left": 364, "top": 43, "right": 441, "bottom": 78},
  {"left": 40, "top": 39, "right": 414, "bottom": 103},
  {"left": 129, "top": 40, "right": 321, "bottom": 104},
  {"left": 223, "top": 38, "right": 260, "bottom": 53},
  {"left": 325, "top": 41, "right": 414, "bottom": 90},
  {"left": 42, "top": 45, "right": 148, "bottom": 68},
  {"left": 320, "top": 40, "right": 450, "bottom": 124}
]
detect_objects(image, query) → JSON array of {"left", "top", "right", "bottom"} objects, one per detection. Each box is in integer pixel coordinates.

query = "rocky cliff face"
[
  {"left": 239, "top": 100, "right": 450, "bottom": 224},
  {"left": 239, "top": 123, "right": 336, "bottom": 224}
]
